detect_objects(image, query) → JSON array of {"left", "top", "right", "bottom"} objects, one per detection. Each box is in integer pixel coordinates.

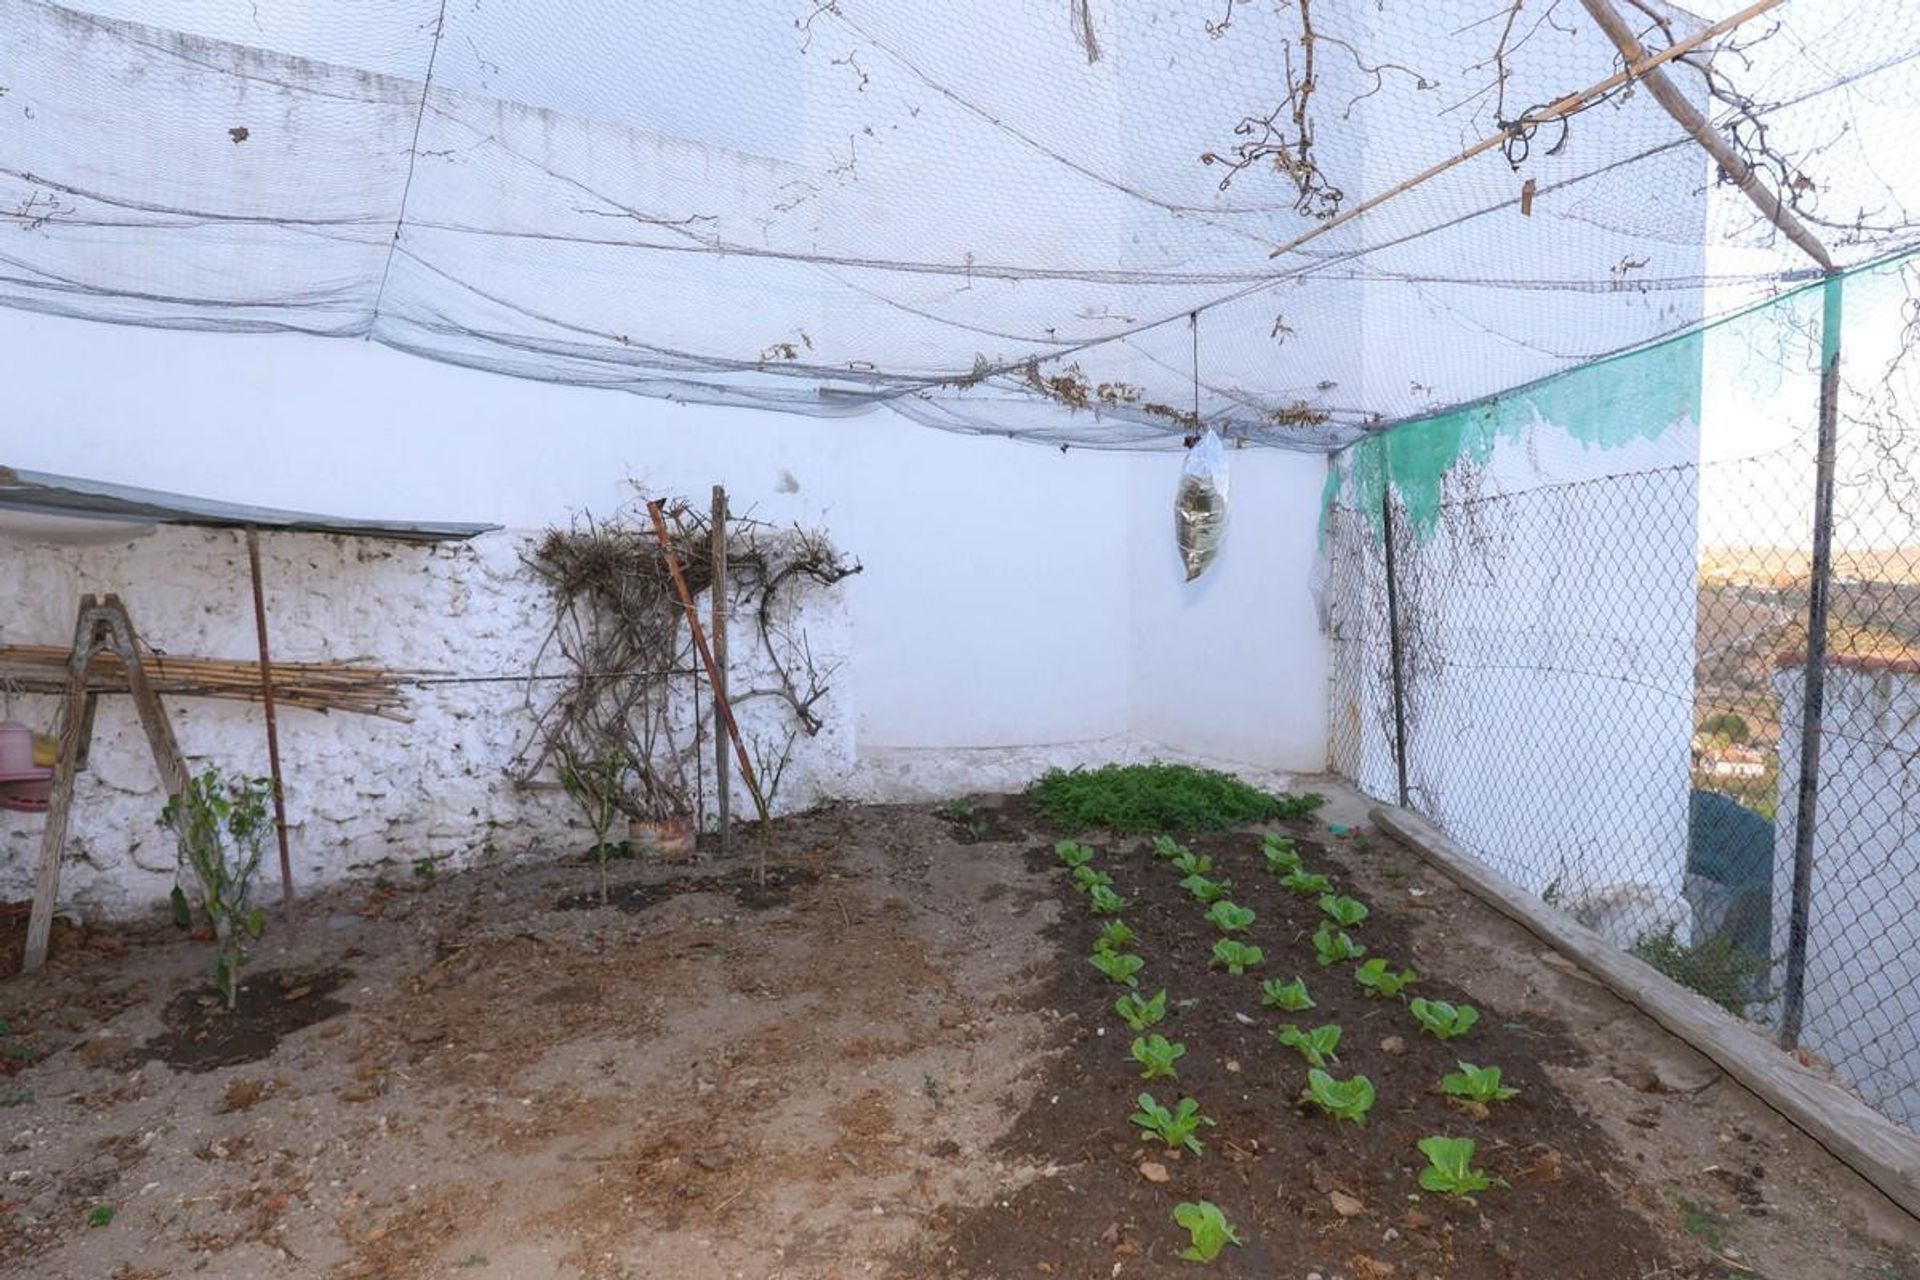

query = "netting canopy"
[{"left": 5, "top": 0, "right": 1918, "bottom": 448}]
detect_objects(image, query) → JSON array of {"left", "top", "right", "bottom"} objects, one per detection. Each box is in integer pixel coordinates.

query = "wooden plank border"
[{"left": 1371, "top": 803, "right": 1920, "bottom": 1223}]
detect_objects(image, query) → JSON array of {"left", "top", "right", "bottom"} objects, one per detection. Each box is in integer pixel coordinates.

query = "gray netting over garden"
[{"left": 4, "top": 0, "right": 1918, "bottom": 447}]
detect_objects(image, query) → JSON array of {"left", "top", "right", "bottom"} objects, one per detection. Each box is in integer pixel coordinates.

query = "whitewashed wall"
[
  {"left": 1, "top": 310, "right": 1328, "bottom": 917},
  {"left": 1772, "top": 661, "right": 1920, "bottom": 1128}
]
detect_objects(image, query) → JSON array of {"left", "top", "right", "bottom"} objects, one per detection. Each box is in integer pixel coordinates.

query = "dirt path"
[{"left": 0, "top": 793, "right": 1913, "bottom": 1279}]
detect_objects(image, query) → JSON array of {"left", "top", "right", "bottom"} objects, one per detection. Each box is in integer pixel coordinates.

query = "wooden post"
[
  {"left": 23, "top": 596, "right": 188, "bottom": 973},
  {"left": 711, "top": 486, "right": 732, "bottom": 852},
  {"left": 245, "top": 529, "right": 296, "bottom": 917},
  {"left": 23, "top": 602, "right": 99, "bottom": 973},
  {"left": 644, "top": 500, "right": 770, "bottom": 879}
]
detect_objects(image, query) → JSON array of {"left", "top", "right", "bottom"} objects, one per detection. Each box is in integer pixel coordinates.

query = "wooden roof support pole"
[
  {"left": 245, "top": 528, "right": 296, "bottom": 918},
  {"left": 1579, "top": 0, "right": 1832, "bottom": 272}
]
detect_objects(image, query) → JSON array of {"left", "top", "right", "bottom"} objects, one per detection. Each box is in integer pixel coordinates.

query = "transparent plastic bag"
[{"left": 1175, "top": 429, "right": 1230, "bottom": 581}]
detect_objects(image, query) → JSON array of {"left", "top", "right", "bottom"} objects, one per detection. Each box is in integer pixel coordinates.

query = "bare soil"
[{"left": 0, "top": 789, "right": 1913, "bottom": 1279}]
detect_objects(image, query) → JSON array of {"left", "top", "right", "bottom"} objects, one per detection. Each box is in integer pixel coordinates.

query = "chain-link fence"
[{"left": 1325, "top": 253, "right": 1920, "bottom": 1132}]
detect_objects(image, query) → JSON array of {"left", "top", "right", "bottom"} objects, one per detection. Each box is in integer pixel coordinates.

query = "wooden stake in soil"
[
  {"left": 711, "top": 485, "right": 732, "bottom": 853},
  {"left": 246, "top": 528, "right": 297, "bottom": 918},
  {"left": 644, "top": 499, "right": 770, "bottom": 882}
]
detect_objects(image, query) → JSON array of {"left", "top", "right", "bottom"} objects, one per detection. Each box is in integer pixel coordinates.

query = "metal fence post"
[
  {"left": 1779, "top": 270, "right": 1844, "bottom": 1050},
  {"left": 1382, "top": 485, "right": 1411, "bottom": 809}
]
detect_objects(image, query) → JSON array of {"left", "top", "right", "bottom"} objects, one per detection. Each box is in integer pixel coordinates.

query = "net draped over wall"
[{"left": 3, "top": 0, "right": 1917, "bottom": 448}]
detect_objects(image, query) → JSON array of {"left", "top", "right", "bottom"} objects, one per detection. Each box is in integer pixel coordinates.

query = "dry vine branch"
[{"left": 517, "top": 493, "right": 860, "bottom": 832}]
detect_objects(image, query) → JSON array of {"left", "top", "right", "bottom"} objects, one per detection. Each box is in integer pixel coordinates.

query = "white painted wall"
[
  {"left": 0, "top": 310, "right": 1327, "bottom": 916},
  {"left": 1772, "top": 661, "right": 1920, "bottom": 1128},
  {"left": 1128, "top": 448, "right": 1330, "bottom": 769}
]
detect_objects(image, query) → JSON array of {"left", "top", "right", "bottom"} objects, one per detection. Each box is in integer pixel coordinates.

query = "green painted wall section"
[{"left": 1326, "top": 327, "right": 1706, "bottom": 544}]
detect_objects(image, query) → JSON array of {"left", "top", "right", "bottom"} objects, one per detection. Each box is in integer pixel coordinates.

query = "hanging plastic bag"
[{"left": 1175, "top": 428, "right": 1230, "bottom": 581}]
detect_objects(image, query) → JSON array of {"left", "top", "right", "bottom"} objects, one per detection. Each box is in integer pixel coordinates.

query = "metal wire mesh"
[{"left": 1325, "top": 252, "right": 1920, "bottom": 1131}]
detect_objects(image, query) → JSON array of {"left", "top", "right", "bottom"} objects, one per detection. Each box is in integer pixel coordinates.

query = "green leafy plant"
[
  {"left": 1417, "top": 1136, "right": 1506, "bottom": 1199},
  {"left": 1409, "top": 998, "right": 1480, "bottom": 1040},
  {"left": 1094, "top": 919, "right": 1136, "bottom": 954},
  {"left": 1130, "top": 1092, "right": 1214, "bottom": 1155},
  {"left": 1261, "top": 833, "right": 1303, "bottom": 874},
  {"left": 1130, "top": 1033, "right": 1187, "bottom": 1080},
  {"left": 1055, "top": 839, "right": 1096, "bottom": 868},
  {"left": 161, "top": 767, "right": 274, "bottom": 1010},
  {"left": 1090, "top": 950, "right": 1144, "bottom": 987},
  {"left": 1169, "top": 849, "right": 1213, "bottom": 876},
  {"left": 1151, "top": 835, "right": 1190, "bottom": 861},
  {"left": 1026, "top": 763, "right": 1301, "bottom": 833},
  {"left": 1203, "top": 901, "right": 1255, "bottom": 934},
  {"left": 1630, "top": 924, "right": 1772, "bottom": 1017},
  {"left": 1259, "top": 977, "right": 1316, "bottom": 1012},
  {"left": 1275, "top": 1022, "right": 1342, "bottom": 1069},
  {"left": 1302, "top": 1068, "right": 1376, "bottom": 1124},
  {"left": 1072, "top": 865, "right": 1114, "bottom": 893},
  {"left": 1354, "top": 957, "right": 1418, "bottom": 998},
  {"left": 1172, "top": 1201, "right": 1243, "bottom": 1263},
  {"left": 1441, "top": 1061, "right": 1519, "bottom": 1105},
  {"left": 1114, "top": 988, "right": 1169, "bottom": 1031},
  {"left": 1312, "top": 922, "right": 1366, "bottom": 967},
  {"left": 1180, "top": 874, "right": 1233, "bottom": 904},
  {"left": 1088, "top": 884, "right": 1129, "bottom": 915},
  {"left": 1209, "top": 939, "right": 1263, "bottom": 974},
  {"left": 1318, "top": 893, "right": 1370, "bottom": 927},
  {"left": 1280, "top": 869, "right": 1334, "bottom": 897},
  {"left": 1275, "top": 791, "right": 1327, "bottom": 820},
  {"left": 559, "top": 750, "right": 633, "bottom": 904},
  {"left": 85, "top": 1204, "right": 115, "bottom": 1228}
]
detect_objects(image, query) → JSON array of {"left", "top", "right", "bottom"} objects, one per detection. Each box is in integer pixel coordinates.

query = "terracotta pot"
[{"left": 628, "top": 816, "right": 695, "bottom": 859}]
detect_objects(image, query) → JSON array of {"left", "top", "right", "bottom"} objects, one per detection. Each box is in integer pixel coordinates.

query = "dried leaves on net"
[{"left": 520, "top": 496, "right": 859, "bottom": 819}]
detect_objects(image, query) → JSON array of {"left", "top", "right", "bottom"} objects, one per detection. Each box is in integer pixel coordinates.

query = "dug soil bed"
[
  {"left": 135, "top": 966, "right": 351, "bottom": 1072},
  {"left": 909, "top": 820, "right": 1701, "bottom": 1279},
  {"left": 553, "top": 861, "right": 818, "bottom": 912}
]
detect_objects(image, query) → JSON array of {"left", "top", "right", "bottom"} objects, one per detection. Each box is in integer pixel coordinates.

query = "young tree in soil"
[{"left": 161, "top": 768, "right": 273, "bottom": 1010}]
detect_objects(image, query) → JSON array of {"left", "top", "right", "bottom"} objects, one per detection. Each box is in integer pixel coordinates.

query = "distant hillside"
[{"left": 1702, "top": 546, "right": 1920, "bottom": 587}]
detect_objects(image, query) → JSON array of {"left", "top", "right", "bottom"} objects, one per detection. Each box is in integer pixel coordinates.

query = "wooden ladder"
[{"left": 21, "top": 594, "right": 187, "bottom": 974}]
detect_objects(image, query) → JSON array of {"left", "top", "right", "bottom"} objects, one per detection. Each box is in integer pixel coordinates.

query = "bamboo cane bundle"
[{"left": 0, "top": 646, "right": 419, "bottom": 721}]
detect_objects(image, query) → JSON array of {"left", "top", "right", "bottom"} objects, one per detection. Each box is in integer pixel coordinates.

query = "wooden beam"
[
  {"left": 23, "top": 599, "right": 100, "bottom": 973},
  {"left": 1579, "top": 0, "right": 1832, "bottom": 271},
  {"left": 710, "top": 486, "right": 732, "bottom": 853},
  {"left": 1372, "top": 803, "right": 1920, "bottom": 1223}
]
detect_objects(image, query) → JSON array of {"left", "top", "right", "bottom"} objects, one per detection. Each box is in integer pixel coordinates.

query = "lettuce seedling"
[
  {"left": 1441, "top": 1061, "right": 1519, "bottom": 1104},
  {"left": 1055, "top": 840, "right": 1095, "bottom": 868},
  {"left": 1094, "top": 919, "right": 1136, "bottom": 954},
  {"left": 1261, "top": 834, "right": 1303, "bottom": 874},
  {"left": 1149, "top": 835, "right": 1187, "bottom": 860},
  {"left": 1130, "top": 1033, "right": 1187, "bottom": 1080},
  {"left": 1072, "top": 865, "right": 1114, "bottom": 893},
  {"left": 1275, "top": 1022, "right": 1342, "bottom": 1069},
  {"left": 1088, "top": 884, "right": 1129, "bottom": 915},
  {"left": 1259, "top": 977, "right": 1316, "bottom": 1012},
  {"left": 1209, "top": 939, "right": 1263, "bottom": 974},
  {"left": 1354, "top": 957, "right": 1418, "bottom": 998},
  {"left": 1318, "top": 893, "right": 1370, "bottom": 928},
  {"left": 1170, "top": 849, "right": 1213, "bottom": 877},
  {"left": 1114, "top": 988, "right": 1169, "bottom": 1031},
  {"left": 1090, "top": 949, "right": 1144, "bottom": 987},
  {"left": 1417, "top": 1136, "right": 1506, "bottom": 1199},
  {"left": 1130, "top": 1092, "right": 1214, "bottom": 1155},
  {"left": 1280, "top": 869, "right": 1334, "bottom": 897},
  {"left": 1409, "top": 998, "right": 1480, "bottom": 1040},
  {"left": 1172, "top": 1201, "right": 1243, "bottom": 1263},
  {"left": 1203, "top": 901, "right": 1255, "bottom": 934},
  {"left": 1180, "top": 874, "right": 1233, "bottom": 904},
  {"left": 1302, "top": 1068, "right": 1376, "bottom": 1125},
  {"left": 1312, "top": 922, "right": 1367, "bottom": 967}
]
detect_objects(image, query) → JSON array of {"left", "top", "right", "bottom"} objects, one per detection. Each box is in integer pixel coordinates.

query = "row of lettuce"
[{"left": 1056, "top": 829, "right": 1512, "bottom": 1264}]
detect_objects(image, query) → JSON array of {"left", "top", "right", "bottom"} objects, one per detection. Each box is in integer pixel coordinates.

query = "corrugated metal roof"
[{"left": 0, "top": 466, "right": 498, "bottom": 544}]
